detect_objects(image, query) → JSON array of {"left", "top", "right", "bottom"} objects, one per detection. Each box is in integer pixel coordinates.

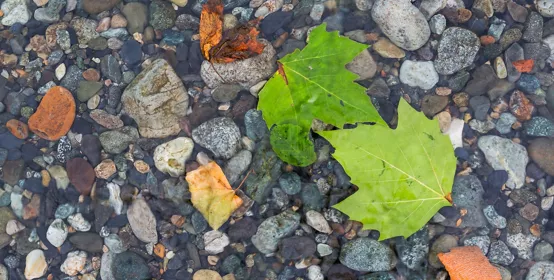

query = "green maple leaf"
[
  {"left": 258, "top": 24, "right": 384, "bottom": 166},
  {"left": 318, "top": 99, "right": 456, "bottom": 240}
]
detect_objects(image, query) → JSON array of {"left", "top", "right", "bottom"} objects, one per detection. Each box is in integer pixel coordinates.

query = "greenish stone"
[
  {"left": 301, "top": 183, "right": 323, "bottom": 212},
  {"left": 0, "top": 191, "right": 11, "bottom": 207},
  {"left": 278, "top": 172, "right": 301, "bottom": 195},
  {"left": 547, "top": 85, "right": 554, "bottom": 113},
  {"left": 222, "top": 254, "right": 241, "bottom": 274},
  {"left": 149, "top": 0, "right": 176, "bottom": 30},
  {"left": 0, "top": 208, "right": 14, "bottom": 234},
  {"left": 524, "top": 117, "right": 554, "bottom": 137},
  {"left": 246, "top": 139, "right": 282, "bottom": 203},
  {"left": 77, "top": 81, "right": 103, "bottom": 102},
  {"left": 113, "top": 251, "right": 151, "bottom": 280},
  {"left": 88, "top": 37, "right": 108, "bottom": 50},
  {"left": 20, "top": 107, "right": 34, "bottom": 118}
]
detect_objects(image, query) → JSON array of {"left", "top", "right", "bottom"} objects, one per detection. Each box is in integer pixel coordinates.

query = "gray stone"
[
  {"left": 395, "top": 227, "right": 428, "bottom": 271},
  {"left": 122, "top": 59, "right": 189, "bottom": 138},
  {"left": 434, "top": 27, "right": 480, "bottom": 75},
  {"left": 99, "top": 126, "right": 139, "bottom": 154},
  {"left": 449, "top": 175, "right": 487, "bottom": 227},
  {"left": 340, "top": 238, "right": 397, "bottom": 272},
  {"left": 483, "top": 205, "right": 507, "bottom": 229},
  {"left": 534, "top": 241, "right": 554, "bottom": 261},
  {"left": 77, "top": 81, "right": 103, "bottom": 102},
  {"left": 429, "top": 14, "right": 447, "bottom": 35},
  {"left": 488, "top": 240, "right": 514, "bottom": 266},
  {"left": 429, "top": 234, "right": 458, "bottom": 268},
  {"left": 526, "top": 261, "right": 554, "bottom": 280},
  {"left": 507, "top": 233, "right": 539, "bottom": 260},
  {"left": 279, "top": 172, "right": 302, "bottom": 195},
  {"left": 246, "top": 139, "right": 282, "bottom": 203},
  {"left": 122, "top": 3, "right": 148, "bottom": 34},
  {"left": 244, "top": 110, "right": 268, "bottom": 141},
  {"left": 1, "top": 0, "right": 31, "bottom": 26},
  {"left": 495, "top": 113, "right": 517, "bottom": 134},
  {"left": 101, "top": 55, "right": 122, "bottom": 84},
  {"left": 201, "top": 40, "right": 276, "bottom": 88},
  {"left": 127, "top": 198, "right": 158, "bottom": 243},
  {"left": 478, "top": 135, "right": 529, "bottom": 189},
  {"left": 60, "top": 65, "right": 84, "bottom": 93},
  {"left": 523, "top": 12, "right": 544, "bottom": 43},
  {"left": 399, "top": 60, "right": 439, "bottom": 90},
  {"left": 469, "top": 96, "right": 491, "bottom": 121},
  {"left": 192, "top": 117, "right": 241, "bottom": 159},
  {"left": 212, "top": 84, "right": 242, "bottom": 102},
  {"left": 113, "top": 251, "right": 151, "bottom": 280},
  {"left": 223, "top": 150, "right": 252, "bottom": 184},
  {"left": 251, "top": 210, "right": 301, "bottom": 254},
  {"left": 463, "top": 235, "right": 490, "bottom": 255},
  {"left": 149, "top": 0, "right": 176, "bottom": 30},
  {"left": 371, "top": 0, "right": 430, "bottom": 51},
  {"left": 346, "top": 49, "right": 377, "bottom": 81}
]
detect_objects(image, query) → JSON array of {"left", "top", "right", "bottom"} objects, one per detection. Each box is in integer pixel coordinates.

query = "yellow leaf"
[{"left": 186, "top": 161, "right": 243, "bottom": 230}]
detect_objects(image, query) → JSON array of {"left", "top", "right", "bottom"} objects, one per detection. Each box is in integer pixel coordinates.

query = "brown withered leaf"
[
  {"left": 209, "top": 21, "right": 266, "bottom": 63},
  {"left": 200, "top": 0, "right": 265, "bottom": 63},
  {"left": 199, "top": 0, "right": 224, "bottom": 60}
]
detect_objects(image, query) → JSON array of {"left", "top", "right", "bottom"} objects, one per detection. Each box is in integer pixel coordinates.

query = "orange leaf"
[
  {"left": 185, "top": 161, "right": 243, "bottom": 230},
  {"left": 438, "top": 246, "right": 502, "bottom": 280},
  {"left": 512, "top": 59, "right": 534, "bottom": 73},
  {"left": 199, "top": 0, "right": 224, "bottom": 61}
]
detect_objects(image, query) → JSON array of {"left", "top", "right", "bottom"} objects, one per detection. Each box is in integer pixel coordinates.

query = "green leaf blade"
[
  {"left": 318, "top": 99, "right": 457, "bottom": 240},
  {"left": 269, "top": 124, "right": 316, "bottom": 167}
]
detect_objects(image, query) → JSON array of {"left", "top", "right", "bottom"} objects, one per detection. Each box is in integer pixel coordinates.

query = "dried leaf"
[
  {"left": 438, "top": 246, "right": 502, "bottom": 280},
  {"left": 186, "top": 161, "right": 243, "bottom": 230},
  {"left": 209, "top": 21, "right": 266, "bottom": 63},
  {"left": 199, "top": 0, "right": 223, "bottom": 60}
]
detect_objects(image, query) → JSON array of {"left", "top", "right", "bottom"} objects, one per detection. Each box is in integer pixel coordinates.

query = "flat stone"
[
  {"left": 192, "top": 117, "right": 241, "bottom": 159},
  {"left": 478, "top": 136, "right": 529, "bottom": 189},
  {"left": 122, "top": 59, "right": 188, "bottom": 138},
  {"left": 371, "top": 0, "right": 430, "bottom": 51},
  {"left": 399, "top": 60, "right": 439, "bottom": 90},
  {"left": 24, "top": 250, "right": 47, "bottom": 280},
  {"left": 127, "top": 198, "right": 158, "bottom": 243}
]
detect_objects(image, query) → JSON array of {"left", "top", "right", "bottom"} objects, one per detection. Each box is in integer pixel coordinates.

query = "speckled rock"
[
  {"left": 434, "top": 27, "right": 480, "bottom": 75},
  {"left": 192, "top": 117, "right": 241, "bottom": 159},
  {"left": 340, "top": 238, "right": 397, "bottom": 272}
]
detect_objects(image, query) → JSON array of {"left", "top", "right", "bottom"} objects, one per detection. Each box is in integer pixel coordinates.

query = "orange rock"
[
  {"left": 154, "top": 243, "right": 165, "bottom": 259},
  {"left": 479, "top": 35, "right": 495, "bottom": 46},
  {"left": 438, "top": 246, "right": 501, "bottom": 280},
  {"left": 28, "top": 86, "right": 76, "bottom": 141},
  {"left": 6, "top": 119, "right": 29, "bottom": 139},
  {"left": 512, "top": 59, "right": 534, "bottom": 73}
]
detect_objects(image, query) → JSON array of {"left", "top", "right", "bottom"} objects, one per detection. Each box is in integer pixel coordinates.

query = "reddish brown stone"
[
  {"left": 480, "top": 35, "right": 495, "bottom": 46},
  {"left": 6, "top": 119, "right": 29, "bottom": 139},
  {"left": 23, "top": 195, "right": 41, "bottom": 220},
  {"left": 66, "top": 158, "right": 95, "bottom": 196},
  {"left": 82, "top": 69, "right": 100, "bottom": 81},
  {"left": 1, "top": 160, "right": 25, "bottom": 186},
  {"left": 509, "top": 90, "right": 534, "bottom": 121},
  {"left": 28, "top": 86, "right": 76, "bottom": 141}
]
